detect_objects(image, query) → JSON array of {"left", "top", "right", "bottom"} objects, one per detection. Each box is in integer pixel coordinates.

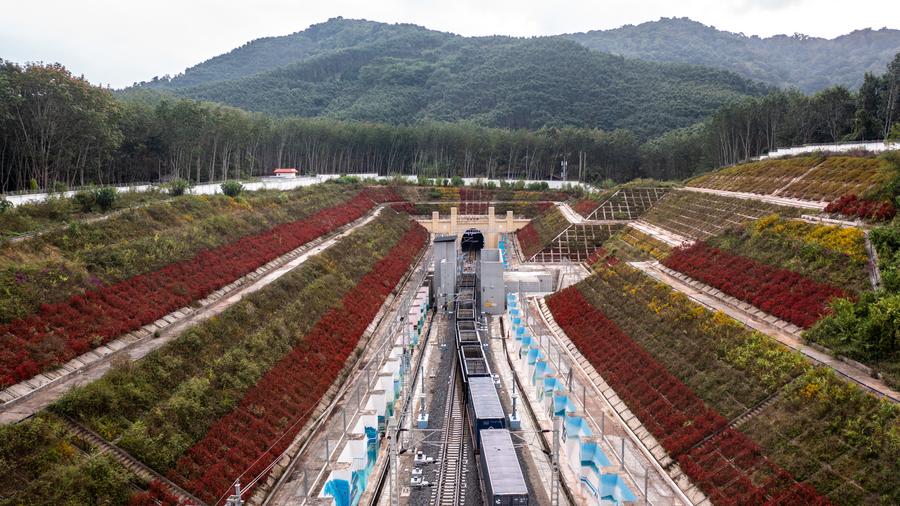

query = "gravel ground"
[{"left": 407, "top": 310, "right": 482, "bottom": 506}]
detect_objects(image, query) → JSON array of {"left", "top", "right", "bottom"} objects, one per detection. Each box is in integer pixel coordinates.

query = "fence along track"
[
  {"left": 433, "top": 359, "right": 466, "bottom": 506},
  {"left": 61, "top": 415, "right": 206, "bottom": 505}
]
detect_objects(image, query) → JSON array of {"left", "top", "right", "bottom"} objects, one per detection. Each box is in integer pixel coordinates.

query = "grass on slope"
[
  {"left": 561, "top": 262, "right": 900, "bottom": 503},
  {"left": 0, "top": 185, "right": 358, "bottom": 323},
  {"left": 51, "top": 210, "right": 413, "bottom": 473}
]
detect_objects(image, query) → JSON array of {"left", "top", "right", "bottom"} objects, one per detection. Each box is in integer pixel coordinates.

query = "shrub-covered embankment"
[
  {"left": 51, "top": 210, "right": 427, "bottom": 503},
  {"left": 0, "top": 186, "right": 379, "bottom": 387},
  {"left": 515, "top": 206, "right": 570, "bottom": 258},
  {"left": 548, "top": 262, "right": 900, "bottom": 504}
]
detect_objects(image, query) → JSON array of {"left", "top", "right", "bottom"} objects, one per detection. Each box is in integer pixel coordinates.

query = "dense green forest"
[
  {"left": 136, "top": 19, "right": 768, "bottom": 137},
  {"left": 565, "top": 17, "right": 900, "bottom": 93},
  {"left": 0, "top": 62, "right": 653, "bottom": 191},
  {"left": 706, "top": 53, "right": 900, "bottom": 165},
  {"left": 1, "top": 51, "right": 899, "bottom": 193},
  {"left": 143, "top": 17, "right": 900, "bottom": 98}
]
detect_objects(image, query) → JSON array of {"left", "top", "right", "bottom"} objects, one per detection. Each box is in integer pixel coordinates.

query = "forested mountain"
[
  {"left": 138, "top": 18, "right": 768, "bottom": 138},
  {"left": 564, "top": 17, "right": 900, "bottom": 92},
  {"left": 144, "top": 19, "right": 433, "bottom": 89},
  {"left": 3, "top": 18, "right": 898, "bottom": 193}
]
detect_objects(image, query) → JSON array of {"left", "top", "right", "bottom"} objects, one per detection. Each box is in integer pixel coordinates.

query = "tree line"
[
  {"left": 1, "top": 53, "right": 899, "bottom": 193},
  {"left": 707, "top": 52, "right": 900, "bottom": 166}
]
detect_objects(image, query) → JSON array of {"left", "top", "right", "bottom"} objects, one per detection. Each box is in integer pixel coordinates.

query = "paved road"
[{"left": 628, "top": 221, "right": 692, "bottom": 247}]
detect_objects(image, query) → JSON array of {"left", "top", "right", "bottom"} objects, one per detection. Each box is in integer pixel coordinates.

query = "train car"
[
  {"left": 467, "top": 376, "right": 506, "bottom": 451},
  {"left": 457, "top": 299, "right": 476, "bottom": 321},
  {"left": 459, "top": 343, "right": 491, "bottom": 378},
  {"left": 456, "top": 321, "right": 480, "bottom": 347},
  {"left": 479, "top": 429, "right": 529, "bottom": 505}
]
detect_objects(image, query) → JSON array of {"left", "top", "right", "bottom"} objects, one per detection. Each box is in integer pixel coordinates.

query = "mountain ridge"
[
  {"left": 140, "top": 17, "right": 900, "bottom": 93},
  {"left": 563, "top": 17, "right": 900, "bottom": 91},
  {"left": 136, "top": 18, "right": 771, "bottom": 137}
]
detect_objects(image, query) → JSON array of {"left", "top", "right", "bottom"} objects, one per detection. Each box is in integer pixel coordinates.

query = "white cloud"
[{"left": 0, "top": 0, "right": 897, "bottom": 88}]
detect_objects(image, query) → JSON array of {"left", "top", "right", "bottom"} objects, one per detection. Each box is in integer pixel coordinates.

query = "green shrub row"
[{"left": 0, "top": 413, "right": 138, "bottom": 505}]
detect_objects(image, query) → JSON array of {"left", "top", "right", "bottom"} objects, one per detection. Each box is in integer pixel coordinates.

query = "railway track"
[
  {"left": 60, "top": 415, "right": 206, "bottom": 505},
  {"left": 433, "top": 362, "right": 466, "bottom": 506}
]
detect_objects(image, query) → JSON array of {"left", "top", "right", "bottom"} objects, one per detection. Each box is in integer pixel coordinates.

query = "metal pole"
[
  {"left": 621, "top": 438, "right": 626, "bottom": 470},
  {"left": 226, "top": 482, "right": 243, "bottom": 506},
  {"left": 512, "top": 377, "right": 518, "bottom": 420},
  {"left": 551, "top": 414, "right": 560, "bottom": 506},
  {"left": 342, "top": 407, "right": 347, "bottom": 431},
  {"left": 389, "top": 420, "right": 399, "bottom": 506},
  {"left": 302, "top": 469, "right": 309, "bottom": 496},
  {"left": 325, "top": 437, "right": 330, "bottom": 461},
  {"left": 644, "top": 470, "right": 650, "bottom": 505}
]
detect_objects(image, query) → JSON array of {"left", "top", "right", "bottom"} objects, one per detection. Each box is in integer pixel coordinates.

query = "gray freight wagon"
[{"left": 479, "top": 429, "right": 528, "bottom": 505}]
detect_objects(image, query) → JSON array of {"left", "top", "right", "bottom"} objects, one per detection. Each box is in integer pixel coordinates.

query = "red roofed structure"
[{"left": 273, "top": 168, "right": 298, "bottom": 178}]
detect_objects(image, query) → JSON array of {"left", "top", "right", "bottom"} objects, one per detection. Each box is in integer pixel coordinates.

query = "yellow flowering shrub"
[{"left": 752, "top": 214, "right": 867, "bottom": 262}]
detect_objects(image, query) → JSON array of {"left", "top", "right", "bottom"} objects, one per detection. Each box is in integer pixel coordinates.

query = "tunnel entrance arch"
[{"left": 460, "top": 228, "right": 484, "bottom": 252}]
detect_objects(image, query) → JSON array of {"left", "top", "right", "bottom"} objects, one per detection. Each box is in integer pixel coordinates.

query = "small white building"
[{"left": 273, "top": 168, "right": 298, "bottom": 178}]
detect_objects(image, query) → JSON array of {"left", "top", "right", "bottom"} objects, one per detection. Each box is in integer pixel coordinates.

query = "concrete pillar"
[
  {"left": 352, "top": 410, "right": 378, "bottom": 435},
  {"left": 432, "top": 211, "right": 439, "bottom": 234},
  {"left": 365, "top": 389, "right": 387, "bottom": 429},
  {"left": 378, "top": 373, "right": 396, "bottom": 404},
  {"left": 506, "top": 210, "right": 514, "bottom": 233},
  {"left": 343, "top": 433, "right": 367, "bottom": 472},
  {"left": 487, "top": 206, "right": 497, "bottom": 248},
  {"left": 322, "top": 462, "right": 353, "bottom": 502},
  {"left": 450, "top": 206, "right": 458, "bottom": 236}
]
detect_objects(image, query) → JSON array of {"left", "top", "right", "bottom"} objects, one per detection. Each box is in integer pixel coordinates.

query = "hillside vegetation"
[
  {"left": 145, "top": 17, "right": 900, "bottom": 96},
  {"left": 564, "top": 17, "right": 900, "bottom": 92},
  {"left": 687, "top": 155, "right": 893, "bottom": 201},
  {"left": 2, "top": 39, "right": 898, "bottom": 193},
  {"left": 141, "top": 19, "right": 766, "bottom": 137}
]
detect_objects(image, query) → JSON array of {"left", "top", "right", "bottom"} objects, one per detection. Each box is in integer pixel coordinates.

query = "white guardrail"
[
  {"left": 756, "top": 140, "right": 898, "bottom": 160},
  {"left": 2, "top": 174, "right": 590, "bottom": 208}
]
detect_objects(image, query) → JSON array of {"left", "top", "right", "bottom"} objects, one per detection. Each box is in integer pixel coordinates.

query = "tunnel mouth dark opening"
[{"left": 461, "top": 228, "right": 484, "bottom": 251}]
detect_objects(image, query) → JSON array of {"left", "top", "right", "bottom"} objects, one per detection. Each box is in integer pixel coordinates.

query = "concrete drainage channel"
[
  {"left": 260, "top": 247, "right": 434, "bottom": 505},
  {"left": 0, "top": 207, "right": 385, "bottom": 425}
]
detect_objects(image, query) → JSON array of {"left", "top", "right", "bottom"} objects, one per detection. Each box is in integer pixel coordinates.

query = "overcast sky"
[{"left": 1, "top": 0, "right": 898, "bottom": 88}]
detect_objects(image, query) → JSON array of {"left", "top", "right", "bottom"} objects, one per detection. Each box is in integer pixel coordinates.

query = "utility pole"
[
  {"left": 388, "top": 419, "right": 400, "bottom": 506},
  {"left": 561, "top": 160, "right": 568, "bottom": 182},
  {"left": 225, "top": 482, "right": 243, "bottom": 506},
  {"left": 551, "top": 415, "right": 561, "bottom": 506}
]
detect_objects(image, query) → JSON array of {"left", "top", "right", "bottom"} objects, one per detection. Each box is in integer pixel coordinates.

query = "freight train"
[{"left": 453, "top": 253, "right": 529, "bottom": 505}]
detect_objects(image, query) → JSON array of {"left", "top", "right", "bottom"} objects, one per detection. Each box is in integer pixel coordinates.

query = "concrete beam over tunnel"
[{"left": 421, "top": 207, "right": 528, "bottom": 248}]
